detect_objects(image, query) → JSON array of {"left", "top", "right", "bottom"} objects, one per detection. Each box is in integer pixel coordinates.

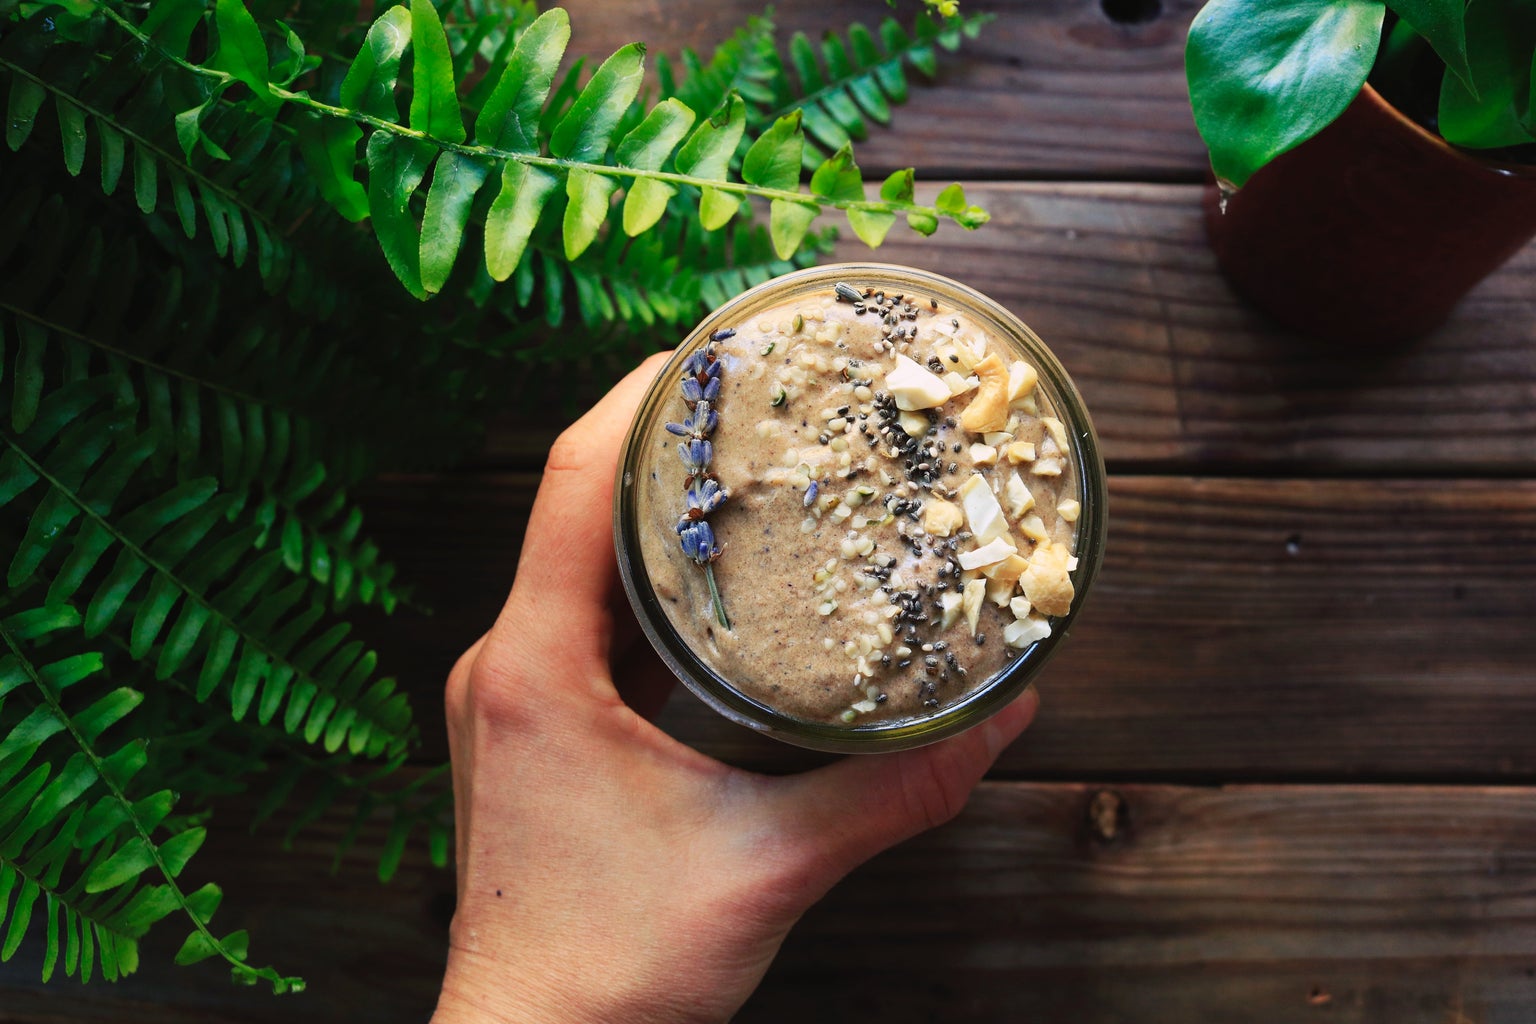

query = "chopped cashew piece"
[
  {"left": 986, "top": 574, "right": 1015, "bottom": 606},
  {"left": 1020, "top": 514, "right": 1049, "bottom": 543},
  {"left": 983, "top": 431, "right": 1013, "bottom": 447},
  {"left": 982, "top": 552, "right": 1028, "bottom": 585},
  {"left": 1031, "top": 458, "right": 1063, "bottom": 477},
  {"left": 968, "top": 443, "right": 998, "bottom": 467},
  {"left": 1005, "top": 442, "right": 1036, "bottom": 464},
  {"left": 923, "top": 499, "right": 965, "bottom": 537},
  {"left": 898, "top": 410, "right": 931, "bottom": 437},
  {"left": 958, "top": 474, "right": 1009, "bottom": 543},
  {"left": 1041, "top": 416, "right": 1070, "bottom": 451},
  {"left": 1057, "top": 499, "right": 1081, "bottom": 522},
  {"left": 963, "top": 579, "right": 986, "bottom": 636},
  {"left": 943, "top": 371, "right": 976, "bottom": 397},
  {"left": 936, "top": 341, "right": 977, "bottom": 372},
  {"left": 959, "top": 354, "right": 1010, "bottom": 433},
  {"left": 886, "top": 354, "right": 951, "bottom": 410},
  {"left": 939, "top": 590, "right": 964, "bottom": 629},
  {"left": 1004, "top": 617, "right": 1052, "bottom": 648},
  {"left": 1022, "top": 543, "right": 1075, "bottom": 617},
  {"left": 1007, "top": 361, "right": 1039, "bottom": 402},
  {"left": 957, "top": 536, "right": 1017, "bottom": 571},
  {"left": 1009, "top": 596, "right": 1033, "bottom": 619},
  {"left": 1003, "top": 471, "right": 1034, "bottom": 518}
]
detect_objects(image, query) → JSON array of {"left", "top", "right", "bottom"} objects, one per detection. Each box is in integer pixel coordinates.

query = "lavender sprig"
[{"left": 668, "top": 338, "right": 732, "bottom": 629}]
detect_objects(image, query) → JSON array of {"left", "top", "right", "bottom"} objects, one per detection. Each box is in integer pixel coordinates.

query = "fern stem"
[
  {"left": 0, "top": 432, "right": 415, "bottom": 753},
  {"left": 0, "top": 621, "right": 304, "bottom": 991},
  {"left": 92, "top": 2, "right": 962, "bottom": 223}
]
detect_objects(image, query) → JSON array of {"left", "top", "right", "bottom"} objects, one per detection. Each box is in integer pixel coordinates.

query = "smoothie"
[{"left": 632, "top": 273, "right": 1086, "bottom": 730}]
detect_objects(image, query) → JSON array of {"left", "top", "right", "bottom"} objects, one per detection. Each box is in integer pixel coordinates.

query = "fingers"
[
  {"left": 490, "top": 352, "right": 672, "bottom": 672},
  {"left": 771, "top": 686, "right": 1040, "bottom": 882}
]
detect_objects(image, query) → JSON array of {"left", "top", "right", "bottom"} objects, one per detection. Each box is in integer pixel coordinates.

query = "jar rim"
[{"left": 613, "top": 263, "right": 1107, "bottom": 753}]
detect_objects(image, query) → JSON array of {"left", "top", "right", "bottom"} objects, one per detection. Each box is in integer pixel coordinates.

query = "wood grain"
[
  {"left": 559, "top": 0, "right": 1209, "bottom": 180},
  {"left": 482, "top": 183, "right": 1536, "bottom": 473},
  {"left": 349, "top": 473, "right": 1536, "bottom": 780},
  {"left": 740, "top": 782, "right": 1536, "bottom": 1024},
  {"left": 5, "top": 782, "right": 1533, "bottom": 1024}
]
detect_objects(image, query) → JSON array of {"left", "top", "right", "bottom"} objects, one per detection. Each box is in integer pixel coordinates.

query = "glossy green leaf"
[
  {"left": 1438, "top": 0, "right": 1536, "bottom": 148},
  {"left": 742, "top": 111, "right": 804, "bottom": 191},
  {"left": 85, "top": 837, "right": 153, "bottom": 893},
  {"left": 880, "top": 167, "right": 915, "bottom": 203},
  {"left": 55, "top": 97, "right": 86, "bottom": 176},
  {"left": 615, "top": 99, "right": 695, "bottom": 235},
  {"left": 5, "top": 76, "right": 46, "bottom": 152},
  {"left": 339, "top": 5, "right": 412, "bottom": 120},
  {"left": 550, "top": 43, "right": 647, "bottom": 162},
  {"left": 97, "top": 123, "right": 124, "bottom": 195},
  {"left": 476, "top": 8, "right": 571, "bottom": 150},
  {"left": 1186, "top": 0, "right": 1385, "bottom": 187},
  {"left": 141, "top": 0, "right": 204, "bottom": 58},
  {"left": 0, "top": 705, "right": 64, "bottom": 762},
  {"left": 174, "top": 929, "right": 218, "bottom": 965},
  {"left": 74, "top": 687, "right": 144, "bottom": 744},
  {"left": 420, "top": 152, "right": 491, "bottom": 293},
  {"left": 810, "top": 142, "right": 864, "bottom": 202},
  {"left": 157, "top": 828, "right": 207, "bottom": 877},
  {"left": 677, "top": 94, "right": 747, "bottom": 229},
  {"left": 365, "top": 133, "right": 435, "bottom": 299},
  {"left": 409, "top": 0, "right": 464, "bottom": 143},
  {"left": 769, "top": 200, "right": 819, "bottom": 260},
  {"left": 847, "top": 206, "right": 895, "bottom": 248},
  {"left": 563, "top": 168, "right": 618, "bottom": 260},
  {"left": 1389, "top": 0, "right": 1474, "bottom": 90},
  {"left": 212, "top": 0, "right": 276, "bottom": 109},
  {"left": 297, "top": 114, "right": 368, "bottom": 222},
  {"left": 484, "top": 163, "right": 559, "bottom": 281}
]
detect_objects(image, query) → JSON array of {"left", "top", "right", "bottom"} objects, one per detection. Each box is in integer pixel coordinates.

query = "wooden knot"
[{"left": 1087, "top": 789, "right": 1127, "bottom": 844}]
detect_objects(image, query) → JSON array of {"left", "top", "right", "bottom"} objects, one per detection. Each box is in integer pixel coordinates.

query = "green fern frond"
[
  {"left": 655, "top": 12, "right": 783, "bottom": 133},
  {"left": 87, "top": 0, "right": 986, "bottom": 301},
  {"left": 0, "top": 22, "right": 331, "bottom": 311},
  {"left": 659, "top": 9, "right": 989, "bottom": 169},
  {"left": 0, "top": 172, "right": 419, "bottom": 615},
  {"left": 0, "top": 606, "right": 301, "bottom": 991},
  {"left": 114, "top": 678, "right": 451, "bottom": 881},
  {"left": 759, "top": 13, "right": 985, "bottom": 166},
  {"left": 0, "top": 382, "right": 415, "bottom": 759}
]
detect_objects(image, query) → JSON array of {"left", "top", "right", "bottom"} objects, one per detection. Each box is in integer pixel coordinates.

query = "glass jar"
[{"left": 614, "top": 263, "right": 1106, "bottom": 753}]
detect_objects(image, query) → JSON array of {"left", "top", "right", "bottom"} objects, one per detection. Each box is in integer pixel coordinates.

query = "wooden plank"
[
  {"left": 5, "top": 782, "right": 1533, "bottom": 1024},
  {"left": 482, "top": 183, "right": 1536, "bottom": 472},
  {"left": 741, "top": 783, "right": 1536, "bottom": 1024},
  {"left": 559, "top": 0, "right": 1209, "bottom": 180},
  {"left": 350, "top": 473, "right": 1536, "bottom": 780}
]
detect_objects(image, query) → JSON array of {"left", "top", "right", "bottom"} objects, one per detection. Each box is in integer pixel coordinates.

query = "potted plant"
[{"left": 1185, "top": 0, "right": 1536, "bottom": 343}]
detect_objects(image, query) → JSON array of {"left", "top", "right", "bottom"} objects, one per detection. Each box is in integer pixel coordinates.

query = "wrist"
[{"left": 432, "top": 949, "right": 583, "bottom": 1024}]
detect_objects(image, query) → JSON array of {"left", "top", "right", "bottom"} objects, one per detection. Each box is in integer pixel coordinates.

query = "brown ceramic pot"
[{"left": 1203, "top": 83, "right": 1536, "bottom": 345}]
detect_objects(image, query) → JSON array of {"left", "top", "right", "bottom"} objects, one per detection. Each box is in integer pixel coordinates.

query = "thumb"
[{"left": 771, "top": 686, "right": 1040, "bottom": 881}]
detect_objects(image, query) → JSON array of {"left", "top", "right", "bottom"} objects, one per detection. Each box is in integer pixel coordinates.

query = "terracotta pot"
[{"left": 1203, "top": 83, "right": 1536, "bottom": 345}]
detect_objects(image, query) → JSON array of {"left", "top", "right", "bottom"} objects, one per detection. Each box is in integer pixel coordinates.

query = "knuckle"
[{"left": 544, "top": 425, "right": 595, "bottom": 477}]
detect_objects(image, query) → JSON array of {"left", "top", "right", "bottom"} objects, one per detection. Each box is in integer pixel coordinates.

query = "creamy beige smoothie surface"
[{"left": 640, "top": 280, "right": 1080, "bottom": 726}]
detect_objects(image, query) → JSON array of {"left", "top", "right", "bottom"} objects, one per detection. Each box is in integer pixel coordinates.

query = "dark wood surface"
[{"left": 7, "top": 1, "right": 1536, "bottom": 1022}]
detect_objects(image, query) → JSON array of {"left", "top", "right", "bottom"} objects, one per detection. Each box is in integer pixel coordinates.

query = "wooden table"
[{"left": 6, "top": 1, "right": 1535, "bottom": 1021}]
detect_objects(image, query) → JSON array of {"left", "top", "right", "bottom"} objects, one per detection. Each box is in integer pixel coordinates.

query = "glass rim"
[{"left": 614, "top": 262, "right": 1107, "bottom": 753}]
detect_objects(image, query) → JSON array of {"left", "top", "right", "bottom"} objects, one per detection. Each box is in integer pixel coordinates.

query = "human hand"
[{"left": 432, "top": 353, "right": 1039, "bottom": 1024}]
